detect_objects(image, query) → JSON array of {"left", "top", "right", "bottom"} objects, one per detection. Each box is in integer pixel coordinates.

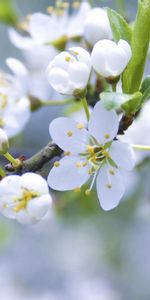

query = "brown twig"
[{"left": 5, "top": 142, "right": 62, "bottom": 176}]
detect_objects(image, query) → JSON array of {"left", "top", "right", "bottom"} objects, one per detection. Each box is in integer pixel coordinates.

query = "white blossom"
[
  {"left": 7, "top": 56, "right": 56, "bottom": 102},
  {"left": 0, "top": 128, "right": 9, "bottom": 154},
  {"left": 48, "top": 102, "right": 135, "bottom": 211},
  {"left": 83, "top": 8, "right": 112, "bottom": 46},
  {"left": 46, "top": 47, "right": 91, "bottom": 96},
  {"left": 9, "top": 1, "right": 91, "bottom": 49},
  {"left": 91, "top": 39, "right": 132, "bottom": 78},
  {"left": 0, "top": 66, "right": 30, "bottom": 138},
  {"left": 0, "top": 173, "right": 52, "bottom": 224},
  {"left": 119, "top": 100, "right": 150, "bottom": 162}
]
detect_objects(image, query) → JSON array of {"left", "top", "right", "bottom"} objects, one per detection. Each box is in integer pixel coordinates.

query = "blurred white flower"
[
  {"left": 119, "top": 101, "right": 150, "bottom": 162},
  {"left": 83, "top": 8, "right": 112, "bottom": 46},
  {"left": 0, "top": 66, "right": 30, "bottom": 138},
  {"left": 48, "top": 102, "right": 135, "bottom": 211},
  {"left": 7, "top": 56, "right": 56, "bottom": 102},
  {"left": 0, "top": 128, "right": 9, "bottom": 154},
  {"left": 46, "top": 47, "right": 91, "bottom": 96},
  {"left": 0, "top": 173, "right": 52, "bottom": 224},
  {"left": 91, "top": 39, "right": 132, "bottom": 78},
  {"left": 9, "top": 1, "right": 91, "bottom": 49}
]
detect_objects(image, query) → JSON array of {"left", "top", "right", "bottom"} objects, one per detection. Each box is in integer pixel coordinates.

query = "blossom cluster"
[{"left": 0, "top": 0, "right": 149, "bottom": 225}]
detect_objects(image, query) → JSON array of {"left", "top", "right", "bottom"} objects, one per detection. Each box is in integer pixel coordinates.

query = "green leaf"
[
  {"left": 140, "top": 75, "right": 150, "bottom": 102},
  {"left": 122, "top": 0, "right": 150, "bottom": 93},
  {"left": 0, "top": 0, "right": 18, "bottom": 26},
  {"left": 100, "top": 91, "right": 142, "bottom": 115},
  {"left": 107, "top": 7, "right": 132, "bottom": 43},
  {"left": 121, "top": 92, "right": 142, "bottom": 115}
]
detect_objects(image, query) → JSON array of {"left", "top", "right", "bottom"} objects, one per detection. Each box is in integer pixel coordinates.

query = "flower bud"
[
  {"left": 46, "top": 47, "right": 91, "bottom": 96},
  {"left": 91, "top": 39, "right": 132, "bottom": 78},
  {"left": 0, "top": 128, "right": 9, "bottom": 154},
  {"left": 83, "top": 8, "right": 112, "bottom": 46}
]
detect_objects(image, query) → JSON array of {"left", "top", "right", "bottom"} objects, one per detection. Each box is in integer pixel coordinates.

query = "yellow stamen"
[
  {"left": 47, "top": 6, "right": 54, "bottom": 13},
  {"left": 85, "top": 189, "right": 91, "bottom": 196},
  {"left": 76, "top": 123, "right": 85, "bottom": 129},
  {"left": 106, "top": 183, "right": 112, "bottom": 189},
  {"left": 104, "top": 133, "right": 110, "bottom": 139},
  {"left": 72, "top": 1, "right": 80, "bottom": 9},
  {"left": 0, "top": 117, "right": 5, "bottom": 127},
  {"left": 54, "top": 161, "right": 60, "bottom": 167},
  {"left": 72, "top": 51, "right": 79, "bottom": 56},
  {"left": 76, "top": 162, "right": 82, "bottom": 168},
  {"left": 74, "top": 187, "right": 81, "bottom": 193},
  {"left": 109, "top": 169, "right": 115, "bottom": 175},
  {"left": 13, "top": 190, "right": 39, "bottom": 212},
  {"left": 91, "top": 155, "right": 97, "bottom": 163},
  {"left": 88, "top": 168, "right": 93, "bottom": 175},
  {"left": 65, "top": 56, "right": 71, "bottom": 62},
  {"left": 67, "top": 131, "right": 73, "bottom": 137},
  {"left": 101, "top": 150, "right": 109, "bottom": 158},
  {"left": 62, "top": 2, "right": 69, "bottom": 9},
  {"left": 0, "top": 94, "right": 7, "bottom": 108},
  {"left": 87, "top": 145, "right": 95, "bottom": 154},
  {"left": 64, "top": 151, "right": 71, "bottom": 156},
  {"left": 82, "top": 161, "right": 88, "bottom": 167}
]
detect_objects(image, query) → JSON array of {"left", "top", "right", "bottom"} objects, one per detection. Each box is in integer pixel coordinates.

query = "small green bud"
[{"left": 0, "top": 128, "right": 9, "bottom": 154}]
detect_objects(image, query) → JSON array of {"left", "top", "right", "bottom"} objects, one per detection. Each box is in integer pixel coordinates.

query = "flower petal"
[
  {"left": 68, "top": 46, "right": 91, "bottom": 71},
  {"left": 0, "top": 203, "right": 16, "bottom": 219},
  {"left": 88, "top": 101, "right": 119, "bottom": 144},
  {"left": 0, "top": 175, "right": 21, "bottom": 195},
  {"left": 96, "top": 164, "right": 125, "bottom": 211},
  {"left": 16, "top": 210, "right": 38, "bottom": 224},
  {"left": 6, "top": 58, "right": 28, "bottom": 76},
  {"left": 8, "top": 28, "right": 36, "bottom": 50},
  {"left": 49, "top": 117, "right": 89, "bottom": 154},
  {"left": 48, "top": 156, "right": 90, "bottom": 191},
  {"left": 29, "top": 13, "right": 57, "bottom": 43},
  {"left": 68, "top": 61, "right": 90, "bottom": 90},
  {"left": 27, "top": 195, "right": 52, "bottom": 220},
  {"left": 109, "top": 141, "right": 135, "bottom": 170},
  {"left": 21, "top": 173, "right": 49, "bottom": 195}
]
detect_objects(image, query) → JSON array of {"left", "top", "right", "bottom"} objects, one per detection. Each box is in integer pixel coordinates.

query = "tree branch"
[{"left": 5, "top": 142, "right": 63, "bottom": 176}]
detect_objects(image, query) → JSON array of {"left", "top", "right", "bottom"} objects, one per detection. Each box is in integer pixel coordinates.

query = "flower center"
[
  {"left": 13, "top": 189, "right": 40, "bottom": 213},
  {"left": 84, "top": 144, "right": 110, "bottom": 170}
]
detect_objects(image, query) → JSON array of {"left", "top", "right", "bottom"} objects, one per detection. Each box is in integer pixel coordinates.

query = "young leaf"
[
  {"left": 121, "top": 91, "right": 142, "bottom": 115},
  {"left": 107, "top": 7, "right": 132, "bottom": 43},
  {"left": 122, "top": 0, "right": 150, "bottom": 93},
  {"left": 100, "top": 91, "right": 142, "bottom": 115}
]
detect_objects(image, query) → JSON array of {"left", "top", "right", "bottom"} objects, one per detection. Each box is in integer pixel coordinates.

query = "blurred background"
[{"left": 0, "top": 1, "right": 150, "bottom": 299}]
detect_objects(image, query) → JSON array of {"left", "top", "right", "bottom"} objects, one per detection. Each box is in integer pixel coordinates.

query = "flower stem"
[
  {"left": 0, "top": 167, "right": 6, "bottom": 178},
  {"left": 4, "top": 152, "right": 21, "bottom": 168},
  {"left": 132, "top": 144, "right": 150, "bottom": 151},
  {"left": 42, "top": 98, "right": 74, "bottom": 106},
  {"left": 81, "top": 97, "right": 90, "bottom": 121}
]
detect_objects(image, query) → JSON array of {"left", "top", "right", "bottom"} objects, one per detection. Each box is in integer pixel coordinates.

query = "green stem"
[
  {"left": 122, "top": 0, "right": 150, "bottom": 93},
  {"left": 132, "top": 144, "right": 150, "bottom": 151},
  {"left": 42, "top": 98, "right": 74, "bottom": 106},
  {"left": 4, "top": 152, "right": 21, "bottom": 168},
  {"left": 81, "top": 97, "right": 90, "bottom": 121},
  {"left": 0, "top": 167, "right": 6, "bottom": 177}
]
